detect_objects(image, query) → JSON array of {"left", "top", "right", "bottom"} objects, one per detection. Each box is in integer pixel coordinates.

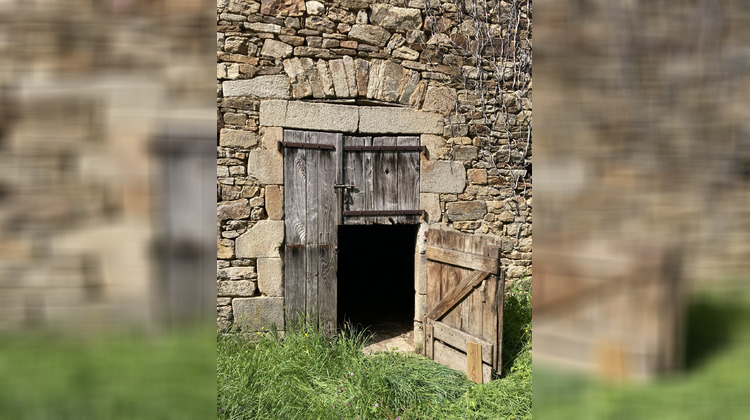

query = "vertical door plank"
[
  {"left": 362, "top": 137, "right": 374, "bottom": 225},
  {"left": 343, "top": 136, "right": 365, "bottom": 225},
  {"left": 317, "top": 132, "right": 339, "bottom": 335},
  {"left": 466, "top": 341, "right": 483, "bottom": 383},
  {"left": 283, "top": 129, "right": 308, "bottom": 327},
  {"left": 396, "top": 136, "right": 420, "bottom": 224},
  {"left": 496, "top": 270, "right": 505, "bottom": 372},
  {"left": 305, "top": 132, "right": 320, "bottom": 325},
  {"left": 372, "top": 136, "right": 397, "bottom": 224},
  {"left": 483, "top": 275, "right": 499, "bottom": 370},
  {"left": 334, "top": 134, "right": 344, "bottom": 227}
]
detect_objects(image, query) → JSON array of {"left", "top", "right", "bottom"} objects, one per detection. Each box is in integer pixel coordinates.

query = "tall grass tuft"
[{"left": 218, "top": 278, "right": 532, "bottom": 419}]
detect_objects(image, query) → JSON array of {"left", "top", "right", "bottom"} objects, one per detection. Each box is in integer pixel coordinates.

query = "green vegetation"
[
  {"left": 0, "top": 325, "right": 216, "bottom": 420},
  {"left": 534, "top": 286, "right": 750, "bottom": 419},
  {"left": 217, "top": 277, "right": 532, "bottom": 419}
]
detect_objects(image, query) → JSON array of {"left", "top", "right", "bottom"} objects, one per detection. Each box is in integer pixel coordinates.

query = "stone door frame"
[{"left": 256, "top": 99, "right": 466, "bottom": 347}]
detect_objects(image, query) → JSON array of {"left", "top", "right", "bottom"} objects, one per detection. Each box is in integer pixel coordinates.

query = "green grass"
[
  {"left": 0, "top": 324, "right": 216, "bottom": 420},
  {"left": 217, "top": 278, "right": 532, "bottom": 419},
  {"left": 533, "top": 286, "right": 750, "bottom": 419}
]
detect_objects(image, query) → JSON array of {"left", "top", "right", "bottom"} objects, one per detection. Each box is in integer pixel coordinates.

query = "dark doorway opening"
[{"left": 337, "top": 224, "right": 418, "bottom": 340}]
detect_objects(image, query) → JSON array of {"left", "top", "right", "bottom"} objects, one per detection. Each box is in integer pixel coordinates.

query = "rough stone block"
[
  {"left": 236, "top": 220, "right": 284, "bottom": 258},
  {"left": 218, "top": 199, "right": 251, "bottom": 220},
  {"left": 217, "top": 280, "right": 256, "bottom": 297},
  {"left": 220, "top": 128, "right": 258, "bottom": 148},
  {"left": 328, "top": 59, "right": 351, "bottom": 97},
  {"left": 420, "top": 134, "right": 446, "bottom": 159},
  {"left": 420, "top": 192, "right": 441, "bottom": 223},
  {"left": 316, "top": 59, "right": 336, "bottom": 97},
  {"left": 265, "top": 185, "right": 284, "bottom": 220},
  {"left": 454, "top": 145, "right": 478, "bottom": 160},
  {"left": 467, "top": 168, "right": 487, "bottom": 185},
  {"left": 342, "top": 56, "right": 358, "bottom": 96},
  {"left": 305, "top": 0, "right": 325, "bottom": 15},
  {"left": 259, "top": 100, "right": 288, "bottom": 127},
  {"left": 446, "top": 201, "right": 487, "bottom": 221},
  {"left": 348, "top": 24, "right": 391, "bottom": 47},
  {"left": 247, "top": 150, "right": 283, "bottom": 184},
  {"left": 422, "top": 86, "right": 457, "bottom": 116},
  {"left": 260, "top": 0, "right": 304, "bottom": 17},
  {"left": 421, "top": 161, "right": 466, "bottom": 193},
  {"left": 257, "top": 257, "right": 284, "bottom": 297},
  {"left": 218, "top": 266, "right": 256, "bottom": 280},
  {"left": 415, "top": 293, "right": 427, "bottom": 318},
  {"left": 232, "top": 297, "right": 285, "bottom": 330},
  {"left": 261, "top": 39, "right": 293, "bottom": 59},
  {"left": 415, "top": 252, "right": 426, "bottom": 294},
  {"left": 358, "top": 107, "right": 442, "bottom": 134},
  {"left": 283, "top": 101, "right": 359, "bottom": 132},
  {"left": 223, "top": 75, "right": 290, "bottom": 99},
  {"left": 369, "top": 4, "right": 422, "bottom": 32},
  {"left": 218, "top": 239, "right": 235, "bottom": 259},
  {"left": 261, "top": 126, "right": 284, "bottom": 150}
]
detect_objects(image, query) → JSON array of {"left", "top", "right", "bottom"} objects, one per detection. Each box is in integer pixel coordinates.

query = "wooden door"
[
  {"left": 423, "top": 227, "right": 504, "bottom": 383},
  {"left": 283, "top": 129, "right": 342, "bottom": 334},
  {"left": 341, "top": 135, "right": 422, "bottom": 225}
]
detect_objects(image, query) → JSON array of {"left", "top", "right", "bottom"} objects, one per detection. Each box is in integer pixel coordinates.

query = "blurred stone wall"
[
  {"left": 216, "top": 0, "right": 532, "bottom": 330},
  {"left": 0, "top": 0, "right": 216, "bottom": 331}
]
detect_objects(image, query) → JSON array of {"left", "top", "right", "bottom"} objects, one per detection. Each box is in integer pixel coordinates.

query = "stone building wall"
[{"left": 217, "top": 0, "right": 532, "bottom": 330}]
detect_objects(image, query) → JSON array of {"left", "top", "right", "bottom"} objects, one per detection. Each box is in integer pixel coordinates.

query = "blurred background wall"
[
  {"left": 0, "top": 0, "right": 216, "bottom": 332},
  {"left": 534, "top": 0, "right": 750, "bottom": 379}
]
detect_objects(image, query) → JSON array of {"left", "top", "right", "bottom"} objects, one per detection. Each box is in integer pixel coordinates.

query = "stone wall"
[{"left": 217, "top": 0, "right": 532, "bottom": 330}]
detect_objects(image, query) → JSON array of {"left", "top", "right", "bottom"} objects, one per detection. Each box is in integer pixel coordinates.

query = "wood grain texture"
[
  {"left": 424, "top": 227, "right": 503, "bottom": 377},
  {"left": 372, "top": 136, "right": 397, "bottom": 224},
  {"left": 424, "top": 246, "right": 499, "bottom": 273},
  {"left": 305, "top": 131, "right": 320, "bottom": 325},
  {"left": 283, "top": 129, "right": 307, "bottom": 327},
  {"left": 467, "top": 341, "right": 483, "bottom": 383}
]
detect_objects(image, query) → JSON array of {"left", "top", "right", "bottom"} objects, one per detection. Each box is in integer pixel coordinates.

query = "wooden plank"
[
  {"left": 467, "top": 341, "right": 483, "bottom": 383},
  {"left": 441, "top": 265, "right": 462, "bottom": 330},
  {"left": 426, "top": 270, "right": 490, "bottom": 321},
  {"left": 483, "top": 275, "right": 499, "bottom": 371},
  {"left": 496, "top": 271, "right": 505, "bottom": 372},
  {"left": 433, "top": 339, "right": 493, "bottom": 382},
  {"left": 334, "top": 134, "right": 344, "bottom": 226},
  {"left": 466, "top": 278, "right": 484, "bottom": 338},
  {"left": 432, "top": 319, "right": 493, "bottom": 364},
  {"left": 343, "top": 136, "right": 365, "bottom": 225},
  {"left": 305, "top": 132, "right": 320, "bottom": 325},
  {"left": 426, "top": 260, "right": 443, "bottom": 321},
  {"left": 424, "top": 318, "right": 435, "bottom": 359},
  {"left": 425, "top": 246, "right": 499, "bottom": 273},
  {"left": 372, "top": 136, "right": 397, "bottom": 224},
  {"left": 396, "top": 136, "right": 420, "bottom": 225},
  {"left": 283, "top": 130, "right": 307, "bottom": 327},
  {"left": 362, "top": 137, "right": 374, "bottom": 225},
  {"left": 316, "top": 132, "right": 339, "bottom": 335}
]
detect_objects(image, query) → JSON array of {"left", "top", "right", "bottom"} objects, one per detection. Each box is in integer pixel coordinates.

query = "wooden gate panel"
[
  {"left": 283, "top": 129, "right": 340, "bottom": 333},
  {"left": 424, "top": 227, "right": 503, "bottom": 383}
]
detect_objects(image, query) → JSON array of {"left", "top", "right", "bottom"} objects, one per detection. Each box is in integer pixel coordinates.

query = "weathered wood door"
[
  {"left": 283, "top": 129, "right": 342, "bottom": 333},
  {"left": 423, "top": 227, "right": 504, "bottom": 383},
  {"left": 342, "top": 135, "right": 422, "bottom": 225}
]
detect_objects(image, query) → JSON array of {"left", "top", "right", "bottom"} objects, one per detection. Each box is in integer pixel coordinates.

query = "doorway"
[{"left": 337, "top": 224, "right": 418, "bottom": 343}]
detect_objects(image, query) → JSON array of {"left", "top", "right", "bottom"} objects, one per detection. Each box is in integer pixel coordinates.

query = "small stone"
[
  {"left": 218, "top": 266, "right": 256, "bottom": 280},
  {"left": 446, "top": 201, "right": 487, "bottom": 221},
  {"left": 218, "top": 199, "right": 251, "bottom": 220},
  {"left": 218, "top": 239, "right": 235, "bottom": 259},
  {"left": 420, "top": 192, "right": 441, "bottom": 222},
  {"left": 422, "top": 86, "right": 457, "bottom": 116},
  {"left": 245, "top": 22, "right": 283, "bottom": 34},
  {"left": 356, "top": 9, "right": 368, "bottom": 24},
  {"left": 224, "top": 37, "right": 249, "bottom": 54},
  {"left": 454, "top": 145, "right": 478, "bottom": 160},
  {"left": 305, "top": 1, "right": 325, "bottom": 15},
  {"left": 348, "top": 24, "right": 391, "bottom": 47},
  {"left": 217, "top": 280, "right": 257, "bottom": 297},
  {"left": 223, "top": 112, "right": 247, "bottom": 126},
  {"left": 220, "top": 129, "right": 258, "bottom": 148},
  {"left": 261, "top": 39, "right": 293, "bottom": 59},
  {"left": 392, "top": 46, "right": 419, "bottom": 61},
  {"left": 316, "top": 59, "right": 336, "bottom": 97},
  {"left": 329, "top": 59, "right": 351, "bottom": 97},
  {"left": 467, "top": 169, "right": 488, "bottom": 184},
  {"left": 369, "top": 4, "right": 422, "bottom": 32},
  {"left": 260, "top": 0, "right": 305, "bottom": 16},
  {"left": 265, "top": 185, "right": 284, "bottom": 219},
  {"left": 305, "top": 16, "right": 336, "bottom": 32}
]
